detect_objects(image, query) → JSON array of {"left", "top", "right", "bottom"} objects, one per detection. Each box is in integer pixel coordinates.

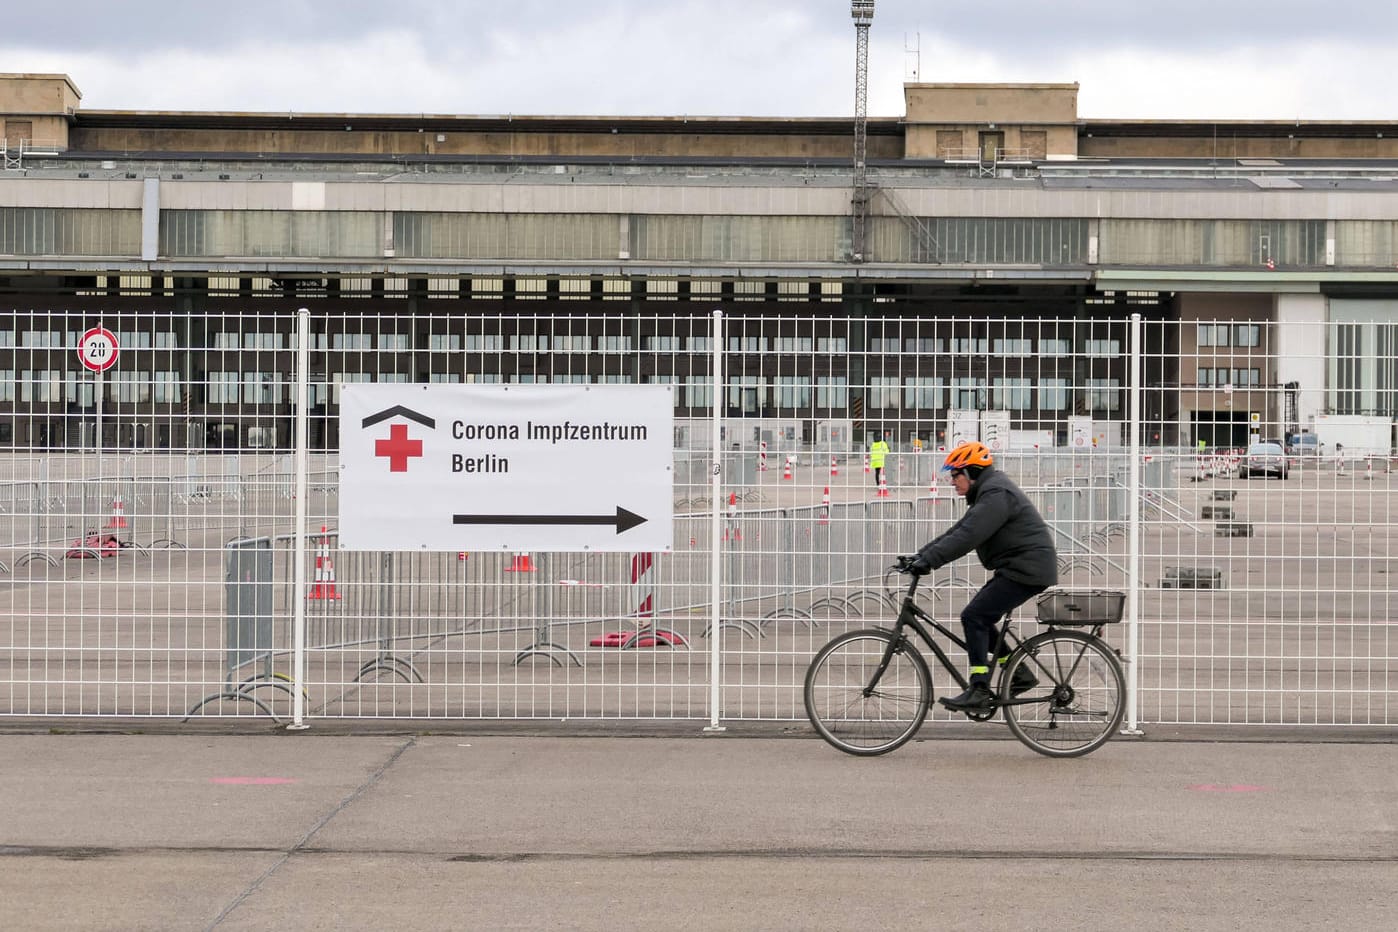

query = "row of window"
[
  {"left": 0, "top": 208, "right": 1360, "bottom": 267},
  {"left": 0, "top": 331, "right": 1125, "bottom": 355},
  {"left": 4, "top": 328, "right": 1279, "bottom": 355},
  {"left": 868, "top": 377, "right": 1120, "bottom": 411},
  {"left": 9, "top": 371, "right": 183, "bottom": 404},
  {"left": 4, "top": 370, "right": 1122, "bottom": 412},
  {"left": 868, "top": 337, "right": 1121, "bottom": 356},
  {"left": 1197, "top": 367, "right": 1263, "bottom": 387},
  {"left": 1196, "top": 324, "right": 1263, "bottom": 347}
]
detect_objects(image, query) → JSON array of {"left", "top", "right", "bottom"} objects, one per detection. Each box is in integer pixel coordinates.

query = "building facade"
[{"left": 4, "top": 73, "right": 1398, "bottom": 453}]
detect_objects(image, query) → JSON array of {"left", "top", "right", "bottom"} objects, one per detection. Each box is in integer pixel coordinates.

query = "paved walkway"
[{"left": 1, "top": 726, "right": 1395, "bottom": 931}]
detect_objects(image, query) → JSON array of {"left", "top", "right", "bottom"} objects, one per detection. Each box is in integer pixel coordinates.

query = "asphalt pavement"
[{"left": 1, "top": 724, "right": 1395, "bottom": 931}]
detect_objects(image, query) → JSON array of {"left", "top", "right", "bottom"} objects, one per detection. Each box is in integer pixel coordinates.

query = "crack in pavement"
[
  {"left": 203, "top": 735, "right": 417, "bottom": 931},
  {"left": 3, "top": 844, "right": 1391, "bottom": 864}
]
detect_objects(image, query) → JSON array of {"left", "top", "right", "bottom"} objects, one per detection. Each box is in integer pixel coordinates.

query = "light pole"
[{"left": 850, "top": 1, "right": 875, "bottom": 263}]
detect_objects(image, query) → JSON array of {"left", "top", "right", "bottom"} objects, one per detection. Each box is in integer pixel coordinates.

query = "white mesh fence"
[{"left": 0, "top": 309, "right": 1393, "bottom": 726}]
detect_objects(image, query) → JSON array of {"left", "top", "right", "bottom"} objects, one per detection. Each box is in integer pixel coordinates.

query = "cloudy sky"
[{"left": 4, "top": 1, "right": 1393, "bottom": 121}]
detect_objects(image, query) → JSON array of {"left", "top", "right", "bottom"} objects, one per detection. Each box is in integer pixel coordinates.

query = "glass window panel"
[
  {"left": 1038, "top": 378, "right": 1067, "bottom": 410},
  {"left": 905, "top": 377, "right": 945, "bottom": 409},
  {"left": 208, "top": 371, "right": 240, "bottom": 404},
  {"left": 992, "top": 377, "right": 1032, "bottom": 411},
  {"left": 1086, "top": 378, "right": 1121, "bottom": 411},
  {"left": 816, "top": 376, "right": 848, "bottom": 407}
]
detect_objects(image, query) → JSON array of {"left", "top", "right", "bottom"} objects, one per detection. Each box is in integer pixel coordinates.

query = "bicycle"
[{"left": 803, "top": 557, "right": 1127, "bottom": 758}]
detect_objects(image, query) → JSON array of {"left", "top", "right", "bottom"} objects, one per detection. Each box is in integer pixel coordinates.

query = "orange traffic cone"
[
  {"left": 819, "top": 487, "right": 831, "bottom": 525},
  {"left": 830, "top": 456, "right": 839, "bottom": 477},
  {"left": 928, "top": 473, "right": 939, "bottom": 499},
  {"left": 864, "top": 453, "right": 870, "bottom": 474},
  {"left": 307, "top": 526, "right": 342, "bottom": 600},
  {"left": 505, "top": 552, "right": 536, "bottom": 572},
  {"left": 782, "top": 457, "right": 794, "bottom": 481},
  {"left": 877, "top": 475, "right": 890, "bottom": 498},
  {"left": 726, "top": 492, "right": 743, "bottom": 542},
  {"left": 105, "top": 494, "right": 129, "bottom": 529}
]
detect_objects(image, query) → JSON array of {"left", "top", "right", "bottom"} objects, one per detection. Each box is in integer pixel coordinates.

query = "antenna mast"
[{"left": 850, "top": 0, "right": 875, "bottom": 263}]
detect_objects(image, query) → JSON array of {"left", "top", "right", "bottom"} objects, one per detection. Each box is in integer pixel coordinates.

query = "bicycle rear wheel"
[
  {"left": 804, "top": 629, "right": 931, "bottom": 756},
  {"left": 1001, "top": 629, "right": 1125, "bottom": 758}
]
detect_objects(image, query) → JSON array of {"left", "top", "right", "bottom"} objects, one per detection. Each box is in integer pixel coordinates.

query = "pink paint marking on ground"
[
  {"left": 1187, "top": 783, "right": 1270, "bottom": 793},
  {"left": 209, "top": 777, "right": 299, "bottom": 785}
]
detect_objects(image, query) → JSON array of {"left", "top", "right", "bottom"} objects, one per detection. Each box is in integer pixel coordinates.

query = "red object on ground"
[
  {"left": 66, "top": 533, "right": 120, "bottom": 559},
  {"left": 589, "top": 629, "right": 688, "bottom": 649},
  {"left": 105, "top": 495, "right": 129, "bottom": 529},
  {"left": 504, "top": 552, "right": 536, "bottom": 572}
]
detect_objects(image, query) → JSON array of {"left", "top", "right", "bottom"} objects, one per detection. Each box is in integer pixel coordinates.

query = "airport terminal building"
[{"left": 3, "top": 72, "right": 1398, "bottom": 454}]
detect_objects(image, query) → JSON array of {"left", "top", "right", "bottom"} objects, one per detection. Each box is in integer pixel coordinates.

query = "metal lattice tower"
[{"left": 850, "top": 1, "right": 875, "bottom": 262}]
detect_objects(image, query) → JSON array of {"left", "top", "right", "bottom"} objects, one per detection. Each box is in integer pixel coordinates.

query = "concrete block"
[{"left": 1160, "top": 566, "right": 1225, "bottom": 589}]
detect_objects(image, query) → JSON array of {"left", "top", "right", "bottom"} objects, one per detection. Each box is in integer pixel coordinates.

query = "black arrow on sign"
[{"left": 452, "top": 507, "right": 647, "bottom": 534}]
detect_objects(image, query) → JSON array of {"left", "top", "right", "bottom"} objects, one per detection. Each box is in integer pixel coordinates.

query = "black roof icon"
[{"left": 362, "top": 405, "right": 436, "bottom": 429}]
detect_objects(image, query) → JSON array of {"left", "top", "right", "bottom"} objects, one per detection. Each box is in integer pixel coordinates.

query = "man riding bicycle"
[{"left": 907, "top": 441, "right": 1059, "bottom": 712}]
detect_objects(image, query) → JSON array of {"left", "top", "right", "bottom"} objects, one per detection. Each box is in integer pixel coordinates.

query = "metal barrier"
[{"left": 2, "top": 311, "right": 1395, "bottom": 730}]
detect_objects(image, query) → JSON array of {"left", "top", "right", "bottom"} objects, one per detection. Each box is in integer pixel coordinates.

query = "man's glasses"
[{"left": 949, "top": 468, "right": 966, "bottom": 478}]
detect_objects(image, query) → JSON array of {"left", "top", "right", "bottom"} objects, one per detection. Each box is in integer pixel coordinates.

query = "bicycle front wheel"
[
  {"left": 1002, "top": 629, "right": 1126, "bottom": 758},
  {"left": 804, "top": 629, "right": 931, "bottom": 756}
]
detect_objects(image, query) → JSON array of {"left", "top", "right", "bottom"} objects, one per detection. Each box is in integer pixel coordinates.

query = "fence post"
[
  {"left": 1125, "top": 313, "right": 1144, "bottom": 735},
  {"left": 289, "top": 307, "right": 311, "bottom": 731},
  {"left": 706, "top": 309, "right": 725, "bottom": 732}
]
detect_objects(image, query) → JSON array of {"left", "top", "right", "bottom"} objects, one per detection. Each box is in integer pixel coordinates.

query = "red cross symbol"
[{"left": 375, "top": 423, "right": 423, "bottom": 472}]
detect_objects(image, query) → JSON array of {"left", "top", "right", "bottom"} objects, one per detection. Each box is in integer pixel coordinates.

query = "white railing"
[{"left": 2, "top": 137, "right": 64, "bottom": 169}]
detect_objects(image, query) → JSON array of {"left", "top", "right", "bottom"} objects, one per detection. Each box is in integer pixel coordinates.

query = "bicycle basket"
[{"left": 1035, "top": 589, "right": 1125, "bottom": 626}]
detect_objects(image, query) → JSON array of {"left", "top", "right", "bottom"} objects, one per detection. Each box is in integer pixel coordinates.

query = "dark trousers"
[
  {"left": 873, "top": 466, "right": 884, "bottom": 485},
  {"left": 960, "top": 574, "right": 1049, "bottom": 683}
]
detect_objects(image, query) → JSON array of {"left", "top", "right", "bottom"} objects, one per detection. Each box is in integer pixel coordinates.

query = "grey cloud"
[
  {"left": 7, "top": 0, "right": 616, "bottom": 52},
  {"left": 10, "top": 1, "right": 1390, "bottom": 58},
  {"left": 875, "top": 0, "right": 1393, "bottom": 46}
]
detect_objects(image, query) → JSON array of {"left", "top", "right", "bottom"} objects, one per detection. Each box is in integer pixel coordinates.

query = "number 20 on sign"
[{"left": 78, "top": 326, "right": 119, "bottom": 373}]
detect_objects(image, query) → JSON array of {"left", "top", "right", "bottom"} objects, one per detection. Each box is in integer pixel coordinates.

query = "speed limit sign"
[{"left": 79, "top": 326, "right": 119, "bottom": 373}]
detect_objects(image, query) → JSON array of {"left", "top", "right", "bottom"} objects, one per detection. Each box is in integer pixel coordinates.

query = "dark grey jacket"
[{"left": 916, "top": 466, "right": 1058, "bottom": 586}]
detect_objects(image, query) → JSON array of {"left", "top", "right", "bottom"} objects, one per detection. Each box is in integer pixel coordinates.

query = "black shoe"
[
  {"left": 939, "top": 683, "right": 995, "bottom": 712},
  {"left": 1009, "top": 665, "right": 1039, "bottom": 696}
]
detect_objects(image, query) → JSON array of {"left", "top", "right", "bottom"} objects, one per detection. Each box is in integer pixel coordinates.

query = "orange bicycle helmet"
[{"left": 942, "top": 441, "right": 994, "bottom": 472}]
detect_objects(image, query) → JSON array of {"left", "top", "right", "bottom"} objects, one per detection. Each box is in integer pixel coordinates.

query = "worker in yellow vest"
[{"left": 869, "top": 432, "right": 890, "bottom": 488}]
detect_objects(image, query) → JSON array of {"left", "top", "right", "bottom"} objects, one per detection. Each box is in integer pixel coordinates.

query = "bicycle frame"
[
  {"left": 866, "top": 574, "right": 1095, "bottom": 711},
  {"left": 866, "top": 576, "right": 1013, "bottom": 692}
]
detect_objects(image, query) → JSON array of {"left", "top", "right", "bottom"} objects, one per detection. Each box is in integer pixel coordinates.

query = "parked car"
[
  {"left": 1287, "top": 433, "right": 1320, "bottom": 457},
  {"left": 1240, "top": 441, "right": 1289, "bottom": 479}
]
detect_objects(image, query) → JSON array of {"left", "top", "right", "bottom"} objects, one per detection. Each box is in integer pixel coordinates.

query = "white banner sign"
[
  {"left": 1068, "top": 415, "right": 1093, "bottom": 450},
  {"left": 980, "top": 410, "right": 1011, "bottom": 452},
  {"left": 339, "top": 384, "right": 674, "bottom": 552},
  {"left": 947, "top": 411, "right": 979, "bottom": 449}
]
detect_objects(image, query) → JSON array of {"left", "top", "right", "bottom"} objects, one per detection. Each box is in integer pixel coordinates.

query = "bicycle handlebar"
[{"left": 892, "top": 556, "right": 922, "bottom": 596}]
